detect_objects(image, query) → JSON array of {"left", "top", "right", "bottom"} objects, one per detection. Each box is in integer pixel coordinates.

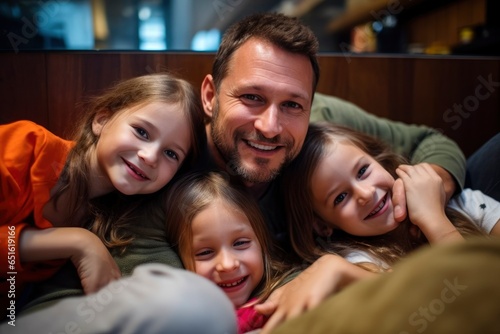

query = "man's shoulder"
[{"left": 310, "top": 92, "right": 365, "bottom": 123}]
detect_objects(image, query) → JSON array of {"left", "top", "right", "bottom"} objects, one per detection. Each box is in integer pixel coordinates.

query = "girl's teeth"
[
  {"left": 219, "top": 277, "right": 245, "bottom": 288},
  {"left": 128, "top": 163, "right": 146, "bottom": 178},
  {"left": 367, "top": 196, "right": 386, "bottom": 218}
]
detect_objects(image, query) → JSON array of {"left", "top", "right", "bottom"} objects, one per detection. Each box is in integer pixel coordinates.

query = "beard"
[{"left": 210, "top": 102, "right": 297, "bottom": 184}]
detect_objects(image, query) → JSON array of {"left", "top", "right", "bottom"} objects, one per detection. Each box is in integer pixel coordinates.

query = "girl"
[
  {"left": 163, "top": 171, "right": 294, "bottom": 334},
  {"left": 282, "top": 122, "right": 500, "bottom": 271},
  {"left": 0, "top": 73, "right": 205, "bottom": 300}
]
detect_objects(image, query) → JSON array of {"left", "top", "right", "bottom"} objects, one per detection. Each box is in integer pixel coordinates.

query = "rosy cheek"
[
  {"left": 384, "top": 171, "right": 396, "bottom": 185},
  {"left": 194, "top": 266, "right": 210, "bottom": 278}
]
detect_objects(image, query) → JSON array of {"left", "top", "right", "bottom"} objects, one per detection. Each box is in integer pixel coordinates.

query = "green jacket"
[
  {"left": 20, "top": 206, "right": 182, "bottom": 315},
  {"left": 258, "top": 93, "right": 466, "bottom": 256},
  {"left": 21, "top": 237, "right": 182, "bottom": 314},
  {"left": 310, "top": 93, "right": 465, "bottom": 187}
]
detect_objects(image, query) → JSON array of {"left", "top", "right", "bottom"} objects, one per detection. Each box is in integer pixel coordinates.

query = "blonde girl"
[
  {"left": 0, "top": 73, "right": 205, "bottom": 301},
  {"left": 163, "top": 171, "right": 292, "bottom": 333},
  {"left": 282, "top": 122, "right": 499, "bottom": 271}
]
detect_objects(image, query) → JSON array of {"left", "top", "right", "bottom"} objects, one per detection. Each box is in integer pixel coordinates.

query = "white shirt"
[{"left": 345, "top": 188, "right": 500, "bottom": 266}]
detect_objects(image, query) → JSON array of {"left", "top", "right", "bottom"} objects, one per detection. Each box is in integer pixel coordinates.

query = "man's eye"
[
  {"left": 241, "top": 94, "right": 261, "bottom": 102},
  {"left": 282, "top": 101, "right": 302, "bottom": 110},
  {"left": 334, "top": 193, "right": 346, "bottom": 205},
  {"left": 165, "top": 150, "right": 179, "bottom": 161}
]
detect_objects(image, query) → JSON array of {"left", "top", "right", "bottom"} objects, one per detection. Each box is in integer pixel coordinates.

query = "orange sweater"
[{"left": 0, "top": 121, "right": 74, "bottom": 300}]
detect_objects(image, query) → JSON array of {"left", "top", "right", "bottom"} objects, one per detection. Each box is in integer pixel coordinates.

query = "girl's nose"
[
  {"left": 355, "top": 183, "right": 374, "bottom": 206},
  {"left": 215, "top": 250, "right": 240, "bottom": 272},
  {"left": 138, "top": 146, "right": 159, "bottom": 167}
]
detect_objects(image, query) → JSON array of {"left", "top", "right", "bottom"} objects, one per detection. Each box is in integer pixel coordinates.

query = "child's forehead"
[
  {"left": 325, "top": 138, "right": 361, "bottom": 154},
  {"left": 200, "top": 198, "right": 247, "bottom": 219},
  {"left": 116, "top": 99, "right": 182, "bottom": 115}
]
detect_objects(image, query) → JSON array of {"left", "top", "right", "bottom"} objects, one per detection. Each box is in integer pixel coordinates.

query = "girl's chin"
[
  {"left": 379, "top": 216, "right": 401, "bottom": 234},
  {"left": 385, "top": 219, "right": 404, "bottom": 233},
  {"left": 232, "top": 297, "right": 250, "bottom": 308}
]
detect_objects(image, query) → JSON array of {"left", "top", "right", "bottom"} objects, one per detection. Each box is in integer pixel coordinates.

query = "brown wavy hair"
[
  {"left": 281, "top": 122, "right": 485, "bottom": 271},
  {"left": 50, "top": 73, "right": 206, "bottom": 249},
  {"left": 163, "top": 171, "right": 294, "bottom": 302}
]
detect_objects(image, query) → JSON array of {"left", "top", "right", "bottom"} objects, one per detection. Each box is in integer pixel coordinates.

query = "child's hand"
[
  {"left": 391, "top": 178, "right": 407, "bottom": 222},
  {"left": 396, "top": 164, "right": 463, "bottom": 244},
  {"left": 256, "top": 254, "right": 374, "bottom": 334},
  {"left": 19, "top": 227, "right": 122, "bottom": 293},
  {"left": 70, "top": 229, "right": 122, "bottom": 294},
  {"left": 396, "top": 163, "right": 447, "bottom": 228}
]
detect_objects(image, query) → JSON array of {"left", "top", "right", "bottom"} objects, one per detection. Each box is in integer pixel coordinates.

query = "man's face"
[{"left": 202, "top": 38, "right": 314, "bottom": 184}]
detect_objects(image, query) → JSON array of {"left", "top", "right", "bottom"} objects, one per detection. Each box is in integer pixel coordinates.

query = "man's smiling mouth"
[{"left": 245, "top": 140, "right": 279, "bottom": 151}]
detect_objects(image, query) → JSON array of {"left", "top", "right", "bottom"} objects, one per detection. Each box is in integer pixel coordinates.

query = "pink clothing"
[{"left": 237, "top": 298, "right": 267, "bottom": 333}]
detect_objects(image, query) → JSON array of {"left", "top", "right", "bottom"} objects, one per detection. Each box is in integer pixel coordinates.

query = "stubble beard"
[{"left": 210, "top": 103, "right": 295, "bottom": 184}]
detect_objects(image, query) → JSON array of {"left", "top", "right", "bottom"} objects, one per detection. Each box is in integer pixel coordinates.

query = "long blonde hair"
[
  {"left": 282, "top": 122, "right": 485, "bottom": 270},
  {"left": 51, "top": 73, "right": 205, "bottom": 249},
  {"left": 163, "top": 171, "right": 292, "bottom": 302}
]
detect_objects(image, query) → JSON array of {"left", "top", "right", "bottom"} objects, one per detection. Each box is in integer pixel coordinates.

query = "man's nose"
[{"left": 254, "top": 104, "right": 283, "bottom": 138}]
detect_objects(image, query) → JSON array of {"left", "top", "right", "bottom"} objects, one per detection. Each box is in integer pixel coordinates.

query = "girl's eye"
[
  {"left": 195, "top": 249, "right": 213, "bottom": 258},
  {"left": 165, "top": 149, "right": 179, "bottom": 161},
  {"left": 357, "top": 165, "right": 369, "bottom": 178},
  {"left": 334, "top": 193, "right": 347, "bottom": 205},
  {"left": 134, "top": 127, "right": 149, "bottom": 139},
  {"left": 234, "top": 240, "right": 251, "bottom": 248}
]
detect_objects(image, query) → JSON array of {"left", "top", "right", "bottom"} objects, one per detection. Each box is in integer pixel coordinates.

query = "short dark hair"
[{"left": 212, "top": 12, "right": 320, "bottom": 93}]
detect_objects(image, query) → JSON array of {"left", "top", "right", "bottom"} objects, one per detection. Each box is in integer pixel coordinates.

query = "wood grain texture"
[{"left": 0, "top": 52, "right": 498, "bottom": 157}]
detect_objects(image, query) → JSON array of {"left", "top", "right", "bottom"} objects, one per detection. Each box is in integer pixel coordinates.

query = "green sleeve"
[
  {"left": 310, "top": 92, "right": 466, "bottom": 190},
  {"left": 113, "top": 237, "right": 183, "bottom": 276},
  {"left": 20, "top": 237, "right": 183, "bottom": 315}
]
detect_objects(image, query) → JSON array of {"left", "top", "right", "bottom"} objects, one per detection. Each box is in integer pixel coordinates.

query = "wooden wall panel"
[
  {"left": 315, "top": 54, "right": 499, "bottom": 156},
  {"left": 0, "top": 53, "right": 48, "bottom": 127},
  {"left": 0, "top": 52, "right": 498, "bottom": 158},
  {"left": 41, "top": 52, "right": 215, "bottom": 137},
  {"left": 317, "top": 55, "right": 350, "bottom": 99},
  {"left": 412, "top": 57, "right": 499, "bottom": 156},
  {"left": 45, "top": 53, "right": 136, "bottom": 137},
  {"left": 116, "top": 52, "right": 214, "bottom": 87},
  {"left": 317, "top": 56, "right": 416, "bottom": 124}
]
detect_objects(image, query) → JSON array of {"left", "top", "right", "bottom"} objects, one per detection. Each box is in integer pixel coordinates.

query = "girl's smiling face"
[
  {"left": 187, "top": 199, "right": 264, "bottom": 308},
  {"left": 311, "top": 141, "right": 400, "bottom": 237},
  {"left": 91, "top": 101, "right": 191, "bottom": 197}
]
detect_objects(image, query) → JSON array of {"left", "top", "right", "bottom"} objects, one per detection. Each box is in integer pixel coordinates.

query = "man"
[
  {"left": 200, "top": 13, "right": 464, "bottom": 246},
  {"left": 199, "top": 12, "right": 499, "bottom": 333}
]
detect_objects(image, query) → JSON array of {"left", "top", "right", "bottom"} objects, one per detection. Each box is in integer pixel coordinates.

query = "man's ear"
[
  {"left": 92, "top": 109, "right": 111, "bottom": 136},
  {"left": 312, "top": 218, "right": 333, "bottom": 237},
  {"left": 201, "top": 74, "right": 216, "bottom": 118}
]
